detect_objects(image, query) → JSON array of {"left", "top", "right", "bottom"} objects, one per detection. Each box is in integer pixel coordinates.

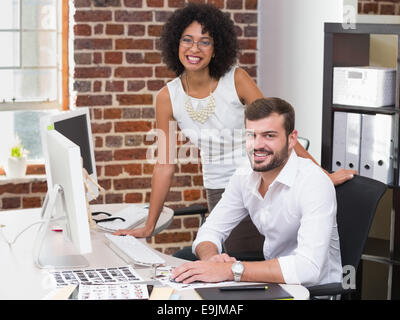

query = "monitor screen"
[
  {"left": 54, "top": 114, "right": 93, "bottom": 175},
  {"left": 40, "top": 108, "right": 98, "bottom": 200}
]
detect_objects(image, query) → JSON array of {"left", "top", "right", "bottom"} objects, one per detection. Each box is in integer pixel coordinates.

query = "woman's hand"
[
  {"left": 328, "top": 168, "right": 357, "bottom": 186},
  {"left": 113, "top": 225, "right": 154, "bottom": 238}
]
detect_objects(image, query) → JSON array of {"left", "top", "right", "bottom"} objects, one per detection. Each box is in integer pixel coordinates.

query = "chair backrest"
[
  {"left": 335, "top": 175, "right": 386, "bottom": 271},
  {"left": 298, "top": 137, "right": 310, "bottom": 151}
]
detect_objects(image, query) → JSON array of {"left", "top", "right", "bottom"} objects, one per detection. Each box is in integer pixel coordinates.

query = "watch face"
[{"left": 233, "top": 261, "right": 244, "bottom": 274}]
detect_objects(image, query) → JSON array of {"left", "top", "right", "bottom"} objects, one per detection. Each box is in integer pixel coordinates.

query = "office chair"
[
  {"left": 172, "top": 136, "right": 311, "bottom": 261},
  {"left": 297, "top": 137, "right": 310, "bottom": 151},
  {"left": 307, "top": 175, "right": 387, "bottom": 299}
]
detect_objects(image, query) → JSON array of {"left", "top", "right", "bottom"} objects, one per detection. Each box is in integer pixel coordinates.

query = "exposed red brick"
[
  {"left": 105, "top": 24, "right": 125, "bottom": 35},
  {"left": 144, "top": 52, "right": 161, "bottom": 64},
  {"left": 227, "top": 0, "right": 242, "bottom": 9},
  {"left": 168, "top": 0, "right": 185, "bottom": 7},
  {"left": 74, "top": 24, "right": 91, "bottom": 36},
  {"left": 245, "top": 0, "right": 257, "bottom": 10},
  {"left": 114, "top": 148, "right": 148, "bottom": 160},
  {"left": 26, "top": 164, "right": 46, "bottom": 175},
  {"left": 127, "top": 80, "right": 146, "bottom": 91},
  {"left": 105, "top": 193, "right": 124, "bottom": 204},
  {"left": 2, "top": 197, "right": 21, "bottom": 209},
  {"left": 91, "top": 122, "right": 112, "bottom": 134},
  {"left": 76, "top": 95, "right": 112, "bottom": 106},
  {"left": 124, "top": 164, "right": 142, "bottom": 175},
  {"left": 155, "top": 66, "right": 176, "bottom": 78},
  {"left": 31, "top": 181, "right": 48, "bottom": 193},
  {"left": 105, "top": 52, "right": 123, "bottom": 64},
  {"left": 115, "top": 120, "right": 152, "bottom": 132},
  {"left": 183, "top": 189, "right": 201, "bottom": 201},
  {"left": 115, "top": 39, "right": 153, "bottom": 50},
  {"left": 95, "top": 150, "right": 113, "bottom": 162},
  {"left": 105, "top": 164, "right": 123, "bottom": 176},
  {"left": 74, "top": 39, "right": 112, "bottom": 50},
  {"left": 114, "top": 67, "right": 153, "bottom": 78},
  {"left": 74, "top": 67, "right": 111, "bottom": 78},
  {"left": 148, "top": 25, "right": 163, "bottom": 37},
  {"left": 74, "top": 10, "right": 113, "bottom": 22},
  {"left": 125, "top": 192, "right": 143, "bottom": 203},
  {"left": 114, "top": 177, "right": 152, "bottom": 189},
  {"left": 23, "top": 197, "right": 42, "bottom": 209},
  {"left": 105, "top": 80, "right": 124, "bottom": 92},
  {"left": 154, "top": 232, "right": 192, "bottom": 244},
  {"left": 147, "top": 0, "right": 164, "bottom": 7},
  {"left": 116, "top": 94, "right": 153, "bottom": 105},
  {"left": 115, "top": 10, "right": 153, "bottom": 22},
  {"left": 124, "top": 0, "right": 142, "bottom": 7},
  {"left": 127, "top": 24, "right": 146, "bottom": 36},
  {"left": 183, "top": 216, "right": 200, "bottom": 228}
]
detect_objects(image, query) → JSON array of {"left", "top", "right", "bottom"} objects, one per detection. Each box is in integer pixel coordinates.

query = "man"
[{"left": 171, "top": 97, "right": 342, "bottom": 286}]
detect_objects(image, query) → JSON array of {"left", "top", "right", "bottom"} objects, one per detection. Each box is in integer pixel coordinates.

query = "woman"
[{"left": 114, "top": 3, "right": 356, "bottom": 255}]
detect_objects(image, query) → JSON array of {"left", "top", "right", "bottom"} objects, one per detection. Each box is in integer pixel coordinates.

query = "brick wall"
[
  {"left": 359, "top": 0, "right": 400, "bottom": 15},
  {"left": 0, "top": 0, "right": 258, "bottom": 255}
]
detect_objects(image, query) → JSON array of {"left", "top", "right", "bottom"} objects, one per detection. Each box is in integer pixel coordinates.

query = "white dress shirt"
[{"left": 192, "top": 150, "right": 343, "bottom": 286}]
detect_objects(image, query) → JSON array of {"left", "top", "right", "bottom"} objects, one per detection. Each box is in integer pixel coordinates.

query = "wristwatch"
[{"left": 231, "top": 261, "right": 244, "bottom": 282}]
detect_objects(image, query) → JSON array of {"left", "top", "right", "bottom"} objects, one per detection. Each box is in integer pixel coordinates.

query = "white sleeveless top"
[{"left": 167, "top": 66, "right": 248, "bottom": 189}]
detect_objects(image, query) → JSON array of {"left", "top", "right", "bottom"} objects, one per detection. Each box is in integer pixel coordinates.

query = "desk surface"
[{"left": 0, "top": 207, "right": 309, "bottom": 300}]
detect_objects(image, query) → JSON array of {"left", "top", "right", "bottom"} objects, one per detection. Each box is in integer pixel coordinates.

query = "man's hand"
[
  {"left": 170, "top": 260, "right": 234, "bottom": 284},
  {"left": 208, "top": 253, "right": 236, "bottom": 263},
  {"left": 328, "top": 168, "right": 357, "bottom": 186}
]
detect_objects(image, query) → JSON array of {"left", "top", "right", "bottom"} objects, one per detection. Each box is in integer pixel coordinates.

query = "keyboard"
[{"left": 104, "top": 233, "right": 166, "bottom": 267}]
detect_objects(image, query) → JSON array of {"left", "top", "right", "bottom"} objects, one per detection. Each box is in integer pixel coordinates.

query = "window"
[{"left": 0, "top": 0, "right": 67, "bottom": 168}]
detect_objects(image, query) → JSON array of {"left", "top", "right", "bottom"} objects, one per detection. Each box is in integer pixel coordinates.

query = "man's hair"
[
  {"left": 159, "top": 3, "right": 239, "bottom": 79},
  {"left": 245, "top": 98, "right": 295, "bottom": 136}
]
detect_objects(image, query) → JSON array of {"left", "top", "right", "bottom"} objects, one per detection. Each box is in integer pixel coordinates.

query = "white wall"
[{"left": 258, "top": 0, "right": 348, "bottom": 162}]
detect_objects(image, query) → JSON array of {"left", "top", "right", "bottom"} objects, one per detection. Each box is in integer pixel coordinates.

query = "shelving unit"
[{"left": 321, "top": 23, "right": 400, "bottom": 300}]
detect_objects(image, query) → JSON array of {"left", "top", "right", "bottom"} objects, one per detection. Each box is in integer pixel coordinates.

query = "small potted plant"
[{"left": 7, "top": 137, "right": 29, "bottom": 178}]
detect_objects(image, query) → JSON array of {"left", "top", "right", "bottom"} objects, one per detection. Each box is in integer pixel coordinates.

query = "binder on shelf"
[
  {"left": 345, "top": 113, "right": 361, "bottom": 172},
  {"left": 359, "top": 114, "right": 394, "bottom": 185},
  {"left": 332, "top": 112, "right": 361, "bottom": 172},
  {"left": 332, "top": 112, "right": 347, "bottom": 172}
]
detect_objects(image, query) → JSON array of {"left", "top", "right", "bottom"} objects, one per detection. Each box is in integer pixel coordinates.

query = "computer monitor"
[
  {"left": 33, "top": 130, "right": 92, "bottom": 269},
  {"left": 40, "top": 107, "right": 98, "bottom": 201}
]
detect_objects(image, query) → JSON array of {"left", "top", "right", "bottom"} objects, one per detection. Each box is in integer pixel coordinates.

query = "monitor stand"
[{"left": 33, "top": 184, "right": 89, "bottom": 269}]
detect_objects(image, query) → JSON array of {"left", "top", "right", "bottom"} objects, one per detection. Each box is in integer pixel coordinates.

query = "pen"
[{"left": 219, "top": 285, "right": 268, "bottom": 291}]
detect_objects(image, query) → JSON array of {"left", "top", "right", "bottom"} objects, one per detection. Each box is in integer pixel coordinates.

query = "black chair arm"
[
  {"left": 173, "top": 204, "right": 208, "bottom": 216},
  {"left": 306, "top": 282, "right": 355, "bottom": 298},
  {"left": 173, "top": 204, "right": 208, "bottom": 225}
]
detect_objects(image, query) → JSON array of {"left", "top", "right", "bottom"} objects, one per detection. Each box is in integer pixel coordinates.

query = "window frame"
[{"left": 0, "top": 0, "right": 69, "bottom": 112}]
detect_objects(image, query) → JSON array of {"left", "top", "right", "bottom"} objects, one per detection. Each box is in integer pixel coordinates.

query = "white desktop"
[{"left": 33, "top": 130, "right": 92, "bottom": 269}]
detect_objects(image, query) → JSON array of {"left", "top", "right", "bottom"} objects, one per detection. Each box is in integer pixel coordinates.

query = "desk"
[{"left": 0, "top": 207, "right": 309, "bottom": 300}]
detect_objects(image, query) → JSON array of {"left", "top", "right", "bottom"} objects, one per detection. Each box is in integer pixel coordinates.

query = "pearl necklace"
[{"left": 184, "top": 74, "right": 216, "bottom": 124}]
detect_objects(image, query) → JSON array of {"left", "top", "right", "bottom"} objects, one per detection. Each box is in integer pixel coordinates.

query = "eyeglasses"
[{"left": 179, "top": 36, "right": 213, "bottom": 50}]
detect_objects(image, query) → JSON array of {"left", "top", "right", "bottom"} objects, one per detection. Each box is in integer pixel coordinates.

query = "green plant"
[{"left": 10, "top": 137, "right": 28, "bottom": 159}]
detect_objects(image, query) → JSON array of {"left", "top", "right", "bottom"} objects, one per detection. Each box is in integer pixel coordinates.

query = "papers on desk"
[
  {"left": 48, "top": 265, "right": 143, "bottom": 287},
  {"left": 96, "top": 204, "right": 149, "bottom": 232},
  {"left": 76, "top": 283, "right": 149, "bottom": 300},
  {"left": 154, "top": 266, "right": 236, "bottom": 291}
]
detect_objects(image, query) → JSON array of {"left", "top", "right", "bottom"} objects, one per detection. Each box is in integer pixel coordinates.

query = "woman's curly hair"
[{"left": 160, "top": 3, "right": 239, "bottom": 79}]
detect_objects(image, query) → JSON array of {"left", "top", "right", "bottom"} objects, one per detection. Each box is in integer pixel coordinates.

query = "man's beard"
[{"left": 248, "top": 141, "right": 289, "bottom": 172}]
